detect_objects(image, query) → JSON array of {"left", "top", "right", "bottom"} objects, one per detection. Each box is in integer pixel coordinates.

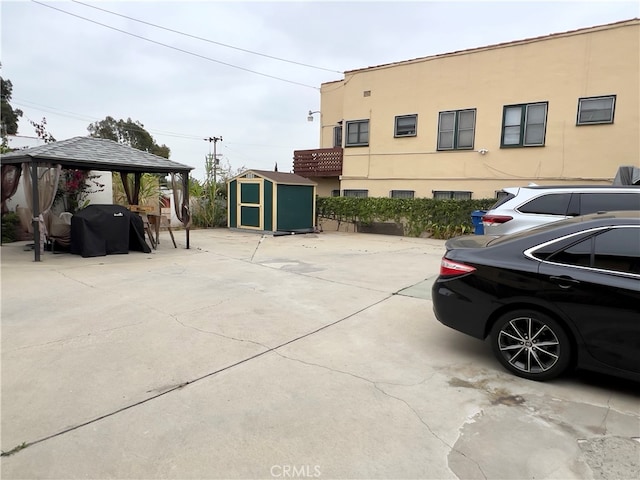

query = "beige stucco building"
[{"left": 294, "top": 19, "right": 639, "bottom": 199}]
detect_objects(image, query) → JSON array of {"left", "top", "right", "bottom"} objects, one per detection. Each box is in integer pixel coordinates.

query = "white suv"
[{"left": 482, "top": 185, "right": 640, "bottom": 235}]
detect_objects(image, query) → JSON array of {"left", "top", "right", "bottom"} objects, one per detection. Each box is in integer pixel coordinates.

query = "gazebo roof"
[{"left": 0, "top": 136, "right": 193, "bottom": 173}]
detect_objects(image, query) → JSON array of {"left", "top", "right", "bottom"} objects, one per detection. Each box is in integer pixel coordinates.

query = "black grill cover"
[{"left": 70, "top": 204, "right": 152, "bottom": 257}]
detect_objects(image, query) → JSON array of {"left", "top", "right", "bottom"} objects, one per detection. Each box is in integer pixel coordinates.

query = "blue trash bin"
[{"left": 471, "top": 210, "right": 486, "bottom": 235}]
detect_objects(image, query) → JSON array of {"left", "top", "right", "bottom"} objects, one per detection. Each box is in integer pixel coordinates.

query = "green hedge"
[
  {"left": 316, "top": 197, "right": 496, "bottom": 239},
  {"left": 1, "top": 212, "right": 20, "bottom": 244}
]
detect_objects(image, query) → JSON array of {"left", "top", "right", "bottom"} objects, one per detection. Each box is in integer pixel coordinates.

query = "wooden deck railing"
[{"left": 293, "top": 148, "right": 343, "bottom": 177}]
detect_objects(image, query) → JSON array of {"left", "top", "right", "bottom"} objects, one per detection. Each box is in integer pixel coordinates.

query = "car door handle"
[{"left": 549, "top": 275, "right": 580, "bottom": 289}]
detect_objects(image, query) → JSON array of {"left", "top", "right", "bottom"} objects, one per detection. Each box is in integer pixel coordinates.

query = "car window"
[
  {"left": 489, "top": 192, "right": 515, "bottom": 209},
  {"left": 547, "top": 227, "right": 640, "bottom": 274},
  {"left": 548, "top": 237, "right": 593, "bottom": 267},
  {"left": 592, "top": 227, "right": 640, "bottom": 274},
  {"left": 518, "top": 193, "right": 572, "bottom": 215},
  {"left": 579, "top": 193, "right": 640, "bottom": 215},
  {"left": 529, "top": 231, "right": 596, "bottom": 261}
]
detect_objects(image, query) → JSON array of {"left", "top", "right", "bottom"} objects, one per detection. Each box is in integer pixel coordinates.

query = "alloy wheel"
[{"left": 496, "top": 316, "right": 561, "bottom": 375}]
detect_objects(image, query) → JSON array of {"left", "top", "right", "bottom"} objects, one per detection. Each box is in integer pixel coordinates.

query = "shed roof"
[
  {"left": 232, "top": 169, "right": 317, "bottom": 186},
  {"left": 0, "top": 136, "right": 193, "bottom": 173}
]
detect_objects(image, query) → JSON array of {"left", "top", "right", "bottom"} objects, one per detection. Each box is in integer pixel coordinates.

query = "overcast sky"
[{"left": 1, "top": 0, "right": 638, "bottom": 181}]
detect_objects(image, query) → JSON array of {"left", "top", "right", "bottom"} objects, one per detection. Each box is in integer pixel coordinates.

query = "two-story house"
[{"left": 294, "top": 19, "right": 639, "bottom": 199}]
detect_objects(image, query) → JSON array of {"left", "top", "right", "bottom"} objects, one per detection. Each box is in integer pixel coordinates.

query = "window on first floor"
[
  {"left": 394, "top": 114, "right": 417, "bottom": 137},
  {"left": 333, "top": 125, "right": 343, "bottom": 147},
  {"left": 345, "top": 120, "right": 369, "bottom": 147},
  {"left": 433, "top": 190, "right": 472, "bottom": 200},
  {"left": 577, "top": 95, "right": 616, "bottom": 125},
  {"left": 343, "top": 189, "right": 368, "bottom": 198},
  {"left": 501, "top": 102, "right": 548, "bottom": 147},
  {"left": 437, "top": 109, "right": 476, "bottom": 150},
  {"left": 331, "top": 189, "right": 341, "bottom": 197},
  {"left": 390, "top": 190, "right": 415, "bottom": 199}
]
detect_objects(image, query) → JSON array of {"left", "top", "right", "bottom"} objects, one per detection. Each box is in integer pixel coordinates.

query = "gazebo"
[{"left": 0, "top": 136, "right": 194, "bottom": 261}]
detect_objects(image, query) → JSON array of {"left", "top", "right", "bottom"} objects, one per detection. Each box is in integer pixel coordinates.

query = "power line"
[
  {"left": 12, "top": 97, "right": 205, "bottom": 141},
  {"left": 71, "top": 0, "right": 342, "bottom": 75},
  {"left": 31, "top": 0, "right": 320, "bottom": 90},
  {"left": 13, "top": 98, "right": 300, "bottom": 155}
]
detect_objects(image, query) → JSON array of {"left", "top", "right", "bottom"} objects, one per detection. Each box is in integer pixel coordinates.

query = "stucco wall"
[
  {"left": 6, "top": 170, "right": 113, "bottom": 212},
  {"left": 320, "top": 20, "right": 639, "bottom": 198}
]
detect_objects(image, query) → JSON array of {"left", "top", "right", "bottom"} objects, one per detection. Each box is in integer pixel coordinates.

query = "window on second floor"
[
  {"left": 433, "top": 190, "right": 472, "bottom": 200},
  {"left": 390, "top": 190, "right": 415, "bottom": 199},
  {"left": 501, "top": 102, "right": 548, "bottom": 147},
  {"left": 333, "top": 125, "right": 343, "bottom": 147},
  {"left": 394, "top": 115, "right": 417, "bottom": 137},
  {"left": 345, "top": 120, "right": 369, "bottom": 147},
  {"left": 437, "top": 109, "right": 476, "bottom": 150},
  {"left": 577, "top": 95, "right": 616, "bottom": 125}
]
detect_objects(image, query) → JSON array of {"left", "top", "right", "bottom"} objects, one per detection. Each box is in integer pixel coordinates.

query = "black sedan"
[{"left": 432, "top": 211, "right": 640, "bottom": 382}]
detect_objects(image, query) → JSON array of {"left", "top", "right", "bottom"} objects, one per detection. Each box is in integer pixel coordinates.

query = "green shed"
[{"left": 227, "top": 170, "right": 317, "bottom": 233}]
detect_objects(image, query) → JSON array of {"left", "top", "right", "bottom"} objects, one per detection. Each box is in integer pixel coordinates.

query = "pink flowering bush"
[{"left": 55, "top": 169, "right": 105, "bottom": 213}]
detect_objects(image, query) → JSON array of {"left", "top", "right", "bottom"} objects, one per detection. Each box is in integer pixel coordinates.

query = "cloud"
[{"left": 2, "top": 0, "right": 638, "bottom": 180}]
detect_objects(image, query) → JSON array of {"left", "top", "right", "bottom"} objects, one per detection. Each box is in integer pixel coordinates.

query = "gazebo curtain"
[
  {"left": 22, "top": 163, "right": 62, "bottom": 254},
  {"left": 171, "top": 172, "right": 191, "bottom": 228},
  {"left": 1, "top": 165, "right": 22, "bottom": 215}
]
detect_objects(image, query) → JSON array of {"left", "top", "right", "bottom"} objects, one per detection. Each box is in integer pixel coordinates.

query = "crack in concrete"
[
  {"left": 273, "top": 351, "right": 432, "bottom": 388},
  {"left": 274, "top": 351, "right": 488, "bottom": 480},
  {"left": 599, "top": 395, "right": 612, "bottom": 435},
  {"left": 194, "top": 242, "right": 422, "bottom": 294},
  {"left": 171, "top": 315, "right": 270, "bottom": 350},
  {"left": 5, "top": 321, "right": 146, "bottom": 353},
  {"left": 250, "top": 234, "right": 267, "bottom": 262},
  {"left": 1, "top": 293, "right": 395, "bottom": 458},
  {"left": 53, "top": 269, "right": 99, "bottom": 288}
]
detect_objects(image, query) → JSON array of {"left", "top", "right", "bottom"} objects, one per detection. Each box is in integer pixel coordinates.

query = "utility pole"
[{"left": 204, "top": 136, "right": 222, "bottom": 227}]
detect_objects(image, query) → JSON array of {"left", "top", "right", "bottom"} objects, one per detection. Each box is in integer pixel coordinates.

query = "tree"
[
  {"left": 87, "top": 116, "right": 172, "bottom": 210},
  {"left": 87, "top": 116, "right": 170, "bottom": 158},
  {"left": 29, "top": 117, "right": 56, "bottom": 144},
  {"left": 190, "top": 159, "right": 245, "bottom": 228},
  {"left": 1, "top": 75, "right": 23, "bottom": 146}
]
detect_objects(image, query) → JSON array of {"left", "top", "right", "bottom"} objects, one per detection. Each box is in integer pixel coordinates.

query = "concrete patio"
[{"left": 1, "top": 229, "right": 638, "bottom": 479}]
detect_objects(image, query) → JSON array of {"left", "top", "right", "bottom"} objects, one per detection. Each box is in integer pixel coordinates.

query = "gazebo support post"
[
  {"left": 183, "top": 172, "right": 190, "bottom": 249},
  {"left": 30, "top": 162, "right": 41, "bottom": 262}
]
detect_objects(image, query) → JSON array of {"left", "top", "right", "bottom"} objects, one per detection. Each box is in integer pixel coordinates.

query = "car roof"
[
  {"left": 502, "top": 185, "right": 640, "bottom": 191},
  {"left": 487, "top": 210, "right": 640, "bottom": 246}
]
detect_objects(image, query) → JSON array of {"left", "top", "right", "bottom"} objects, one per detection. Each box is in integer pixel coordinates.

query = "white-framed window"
[
  {"left": 333, "top": 125, "right": 343, "bottom": 147},
  {"left": 437, "top": 109, "right": 476, "bottom": 150},
  {"left": 390, "top": 190, "right": 415, "bottom": 199},
  {"left": 343, "top": 189, "right": 368, "bottom": 198},
  {"left": 433, "top": 190, "right": 472, "bottom": 200},
  {"left": 577, "top": 95, "right": 616, "bottom": 125},
  {"left": 501, "top": 102, "right": 548, "bottom": 147},
  {"left": 345, "top": 120, "right": 369, "bottom": 147},
  {"left": 394, "top": 114, "right": 417, "bottom": 137}
]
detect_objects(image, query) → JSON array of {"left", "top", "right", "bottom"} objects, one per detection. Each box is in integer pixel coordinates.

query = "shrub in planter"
[
  {"left": 1, "top": 212, "right": 20, "bottom": 244},
  {"left": 316, "top": 197, "right": 495, "bottom": 239}
]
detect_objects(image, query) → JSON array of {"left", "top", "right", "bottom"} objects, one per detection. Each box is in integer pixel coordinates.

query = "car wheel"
[{"left": 490, "top": 310, "right": 571, "bottom": 381}]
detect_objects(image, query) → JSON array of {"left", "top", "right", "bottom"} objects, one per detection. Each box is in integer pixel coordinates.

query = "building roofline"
[{"left": 342, "top": 18, "right": 639, "bottom": 76}]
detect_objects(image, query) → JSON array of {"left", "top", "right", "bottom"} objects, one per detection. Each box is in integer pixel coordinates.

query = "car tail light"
[
  {"left": 440, "top": 258, "right": 476, "bottom": 276},
  {"left": 482, "top": 214, "right": 513, "bottom": 226}
]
